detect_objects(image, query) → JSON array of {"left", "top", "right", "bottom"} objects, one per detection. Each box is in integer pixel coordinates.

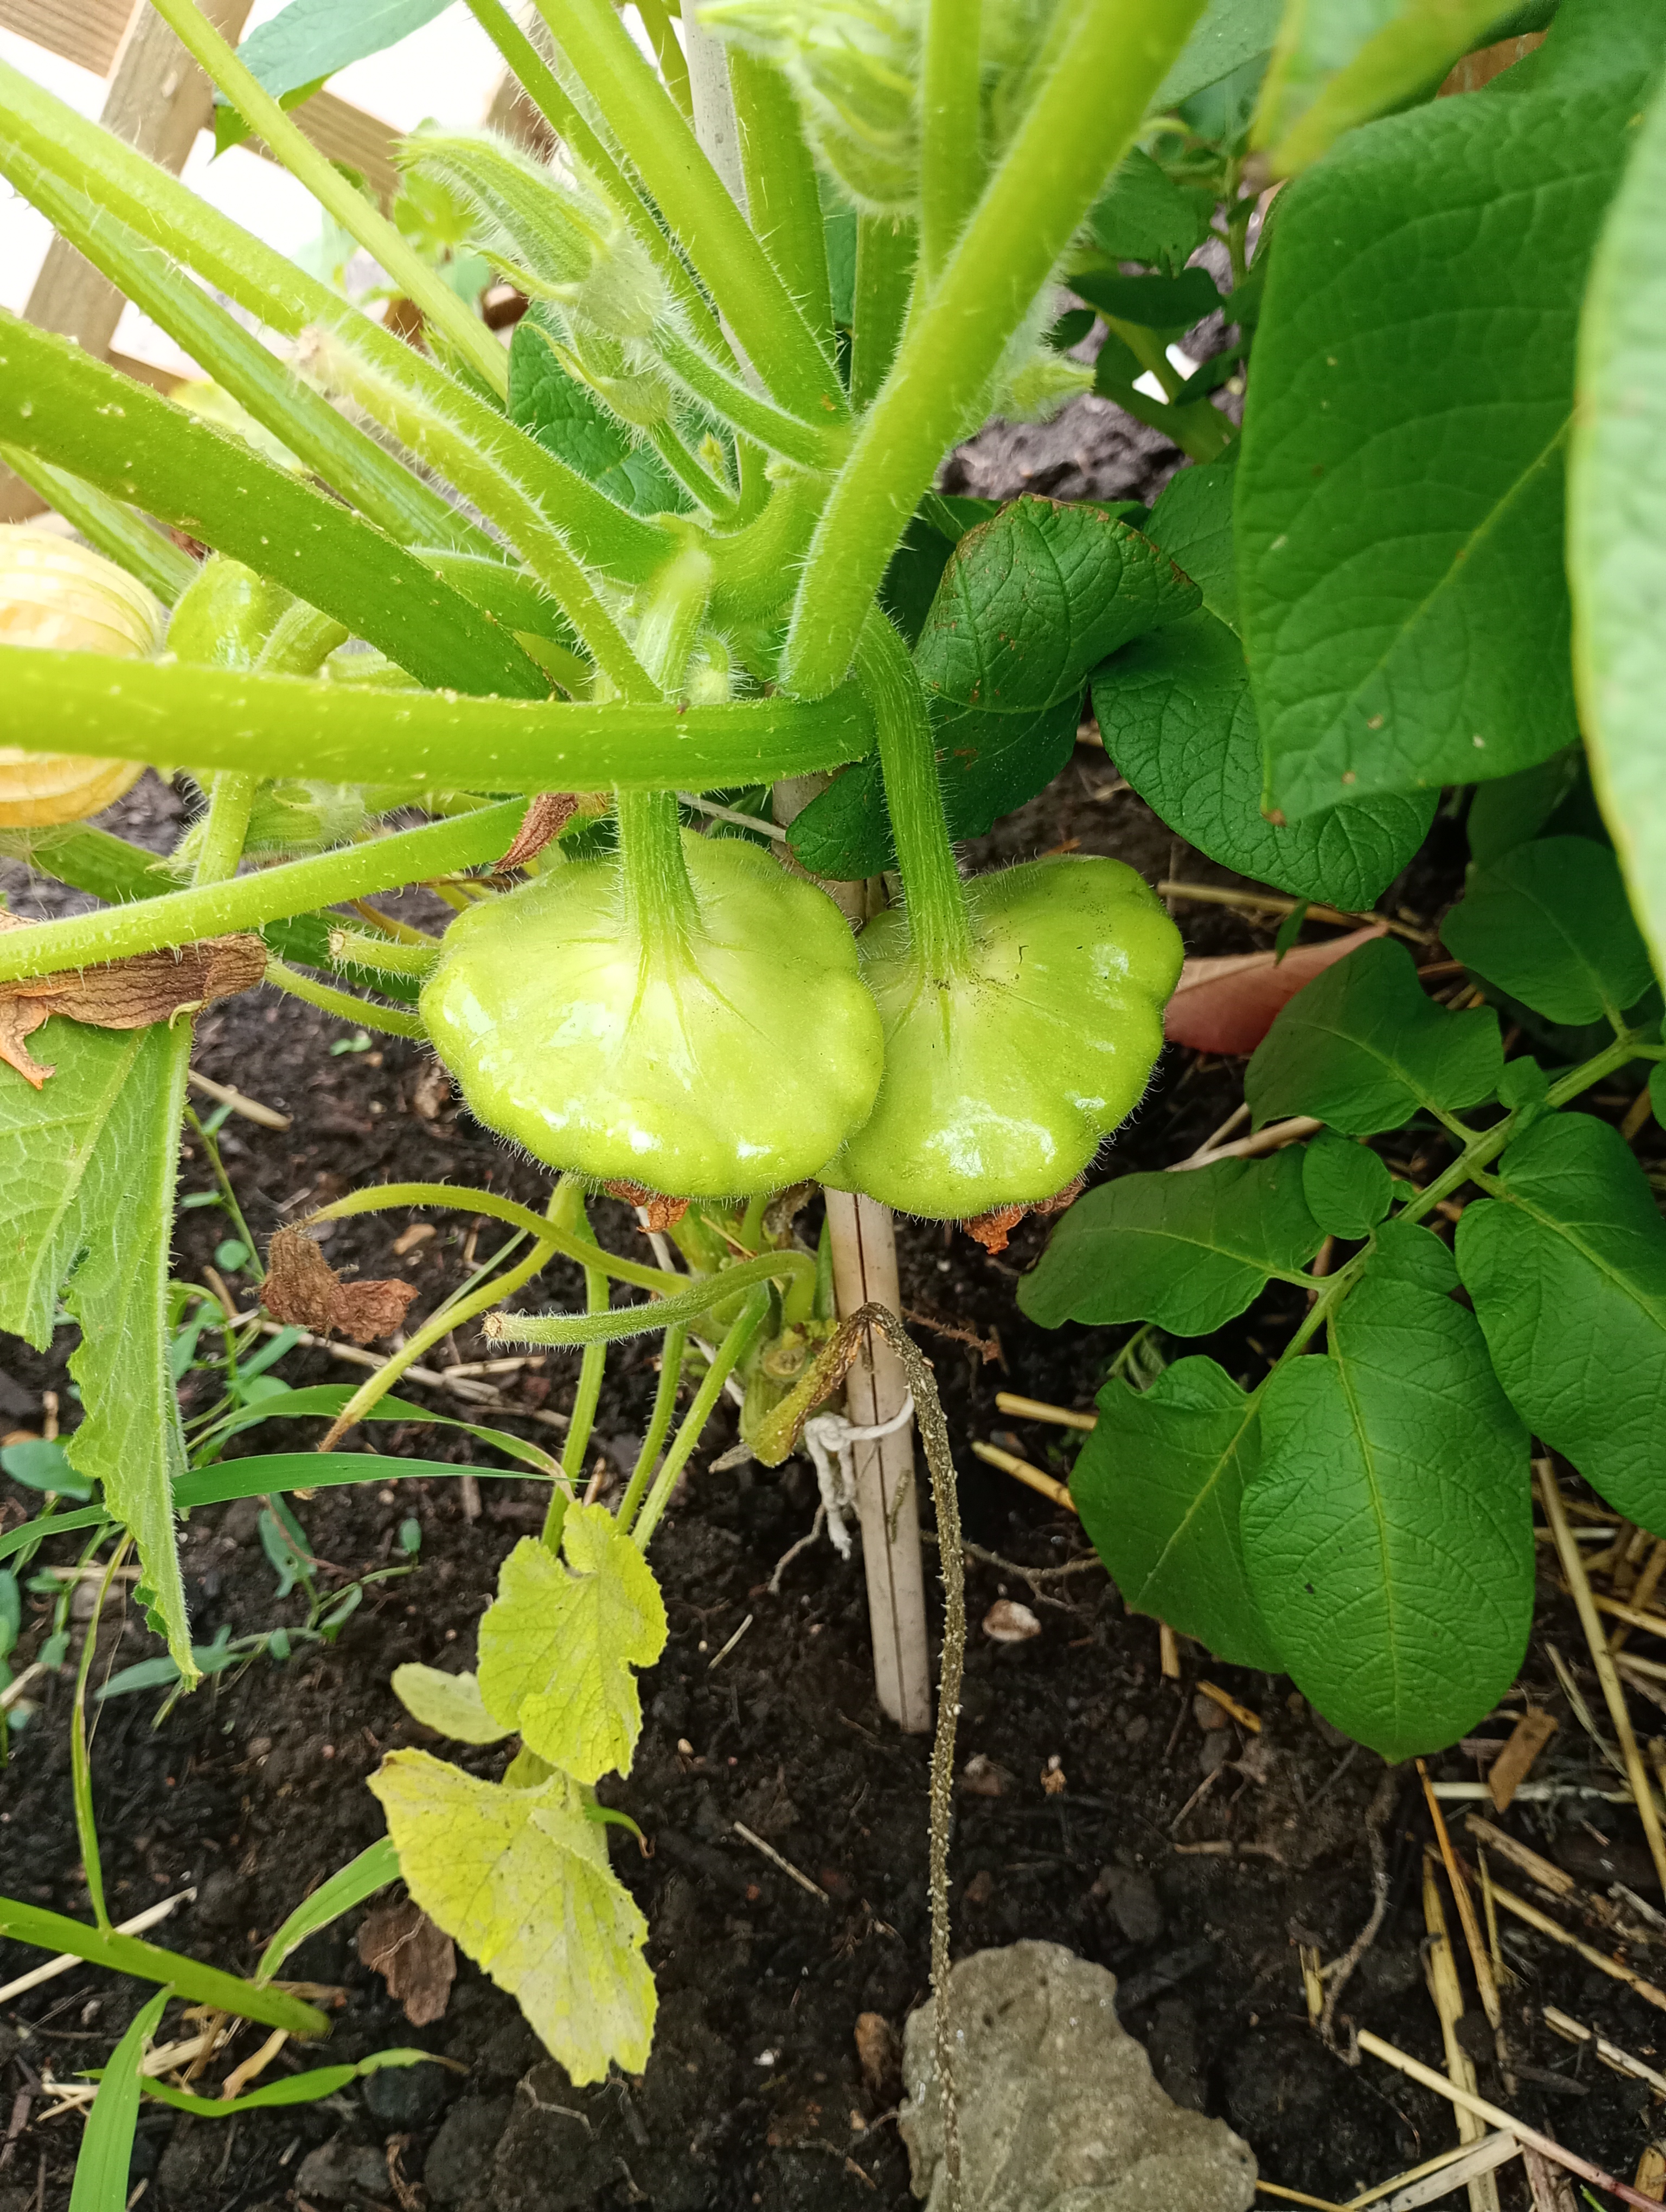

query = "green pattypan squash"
[
  {"left": 421, "top": 829, "right": 885, "bottom": 1198},
  {"left": 825, "top": 855, "right": 1182, "bottom": 1219}
]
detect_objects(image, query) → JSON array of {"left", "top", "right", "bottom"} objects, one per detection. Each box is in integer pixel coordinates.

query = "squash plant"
[{"left": 0, "top": 0, "right": 1663, "bottom": 2169}]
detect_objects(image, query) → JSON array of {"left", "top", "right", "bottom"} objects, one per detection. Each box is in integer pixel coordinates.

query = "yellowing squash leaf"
[
  {"left": 390, "top": 1663, "right": 510, "bottom": 1745},
  {"left": 369, "top": 1749, "right": 655, "bottom": 2084},
  {"left": 477, "top": 1516, "right": 667, "bottom": 1785}
]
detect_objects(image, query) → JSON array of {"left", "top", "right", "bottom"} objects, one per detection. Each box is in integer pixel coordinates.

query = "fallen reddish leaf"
[
  {"left": 1164, "top": 922, "right": 1388, "bottom": 1056},
  {"left": 263, "top": 1226, "right": 420, "bottom": 1345},
  {"left": 357, "top": 1898, "right": 456, "bottom": 2027}
]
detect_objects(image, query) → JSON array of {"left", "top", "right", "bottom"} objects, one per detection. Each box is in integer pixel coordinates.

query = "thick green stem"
[
  {"left": 633, "top": 1289, "right": 771, "bottom": 1549},
  {"left": 0, "top": 653, "right": 875, "bottom": 804},
  {"left": 328, "top": 928, "right": 441, "bottom": 981},
  {"left": 257, "top": 606, "right": 349, "bottom": 678},
  {"left": 616, "top": 791, "right": 699, "bottom": 956},
  {"left": 492, "top": 1250, "right": 813, "bottom": 1349},
  {"left": 647, "top": 422, "right": 740, "bottom": 519},
  {"left": 854, "top": 612, "right": 972, "bottom": 978},
  {"left": 306, "top": 1181, "right": 683, "bottom": 1298},
  {"left": 616, "top": 1326, "right": 689, "bottom": 1536},
  {"left": 729, "top": 50, "right": 834, "bottom": 351},
  {"left": 653, "top": 321, "right": 845, "bottom": 468},
  {"left": 0, "top": 803, "right": 527, "bottom": 987},
  {"left": 921, "top": 0, "right": 985, "bottom": 286},
  {"left": 850, "top": 217, "right": 918, "bottom": 414},
  {"left": 263, "top": 960, "right": 427, "bottom": 1040},
  {"left": 636, "top": 0, "right": 694, "bottom": 118},
  {"left": 191, "top": 774, "right": 258, "bottom": 890},
  {"left": 146, "top": 0, "right": 508, "bottom": 399},
  {"left": 785, "top": 0, "right": 1209, "bottom": 694},
  {"left": 0, "top": 447, "right": 197, "bottom": 604},
  {"left": 707, "top": 473, "right": 828, "bottom": 623},
  {"left": 537, "top": 0, "right": 843, "bottom": 424}
]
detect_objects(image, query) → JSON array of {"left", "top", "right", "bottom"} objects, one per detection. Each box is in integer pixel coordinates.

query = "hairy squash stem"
[
  {"left": 631, "top": 1289, "right": 772, "bottom": 1549},
  {"left": 727, "top": 49, "right": 835, "bottom": 351},
  {"left": 853, "top": 612, "right": 972, "bottom": 978},
  {"left": 785, "top": 0, "right": 1210, "bottom": 695},
  {"left": 920, "top": 0, "right": 986, "bottom": 287}
]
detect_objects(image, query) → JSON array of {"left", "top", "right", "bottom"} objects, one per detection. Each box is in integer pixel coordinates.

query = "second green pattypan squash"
[
  {"left": 422, "top": 827, "right": 886, "bottom": 1199},
  {"left": 824, "top": 854, "right": 1182, "bottom": 1220}
]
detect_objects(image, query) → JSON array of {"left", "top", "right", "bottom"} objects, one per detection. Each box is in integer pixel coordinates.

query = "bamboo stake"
[
  {"left": 823, "top": 1191, "right": 932, "bottom": 1734},
  {"left": 1539, "top": 1461, "right": 1666, "bottom": 1895},
  {"left": 1356, "top": 2031, "right": 1661, "bottom": 2210}
]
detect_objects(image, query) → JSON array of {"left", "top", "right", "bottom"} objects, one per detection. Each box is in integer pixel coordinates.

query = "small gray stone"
[
  {"left": 156, "top": 2119, "right": 228, "bottom": 2202},
  {"left": 0, "top": 2025, "right": 22, "bottom": 2069},
  {"left": 1198, "top": 1731, "right": 1234, "bottom": 1777},
  {"left": 899, "top": 1941, "right": 1256, "bottom": 2211},
  {"left": 1093, "top": 1866, "right": 1165, "bottom": 1946},
  {"left": 293, "top": 2135, "right": 389, "bottom": 2204},
  {"left": 424, "top": 2097, "right": 512, "bottom": 2208},
  {"left": 362, "top": 2056, "right": 453, "bottom": 2129}
]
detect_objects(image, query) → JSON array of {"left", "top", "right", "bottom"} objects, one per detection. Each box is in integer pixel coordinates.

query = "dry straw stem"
[
  {"left": 993, "top": 1391, "right": 1097, "bottom": 1431},
  {"left": 1594, "top": 1591, "right": 1666, "bottom": 1640},
  {"left": 971, "top": 1438, "right": 1077, "bottom": 1513},
  {"left": 1484, "top": 1875, "right": 1666, "bottom": 2010},
  {"left": 186, "top": 1067, "right": 291, "bottom": 1130},
  {"left": 731, "top": 1822, "right": 828, "bottom": 1905},
  {"left": 1462, "top": 1815, "right": 1584, "bottom": 1909},
  {"left": 1417, "top": 1764, "right": 1507, "bottom": 2061},
  {"left": 1420, "top": 1854, "right": 1501, "bottom": 2212},
  {"left": 1343, "top": 2137, "right": 1520, "bottom": 2212},
  {"left": 1485, "top": 1709, "right": 1558, "bottom": 1811},
  {"left": 1155, "top": 879, "right": 1433, "bottom": 945},
  {"left": 1197, "top": 1680, "right": 1261, "bottom": 1732},
  {"left": 1541, "top": 2003, "right": 1666, "bottom": 2097},
  {"left": 1539, "top": 1461, "right": 1666, "bottom": 1894},
  {"left": 1170, "top": 1113, "right": 1324, "bottom": 1171},
  {"left": 1612, "top": 1538, "right": 1666, "bottom": 1652},
  {"left": 1360, "top": 2029, "right": 1666, "bottom": 2209},
  {"left": 1257, "top": 2186, "right": 1349, "bottom": 2210}
]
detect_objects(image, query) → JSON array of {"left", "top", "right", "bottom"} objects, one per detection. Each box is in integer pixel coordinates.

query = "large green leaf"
[
  {"left": 1017, "top": 1151, "right": 1324, "bottom": 1334},
  {"left": 1143, "top": 450, "right": 1241, "bottom": 630},
  {"left": 477, "top": 1520, "right": 667, "bottom": 1786},
  {"left": 508, "top": 313, "right": 691, "bottom": 519},
  {"left": 1241, "top": 1221, "right": 1533, "bottom": 1758},
  {"left": 1569, "top": 64, "right": 1666, "bottom": 980},
  {"left": 789, "top": 499, "right": 1199, "bottom": 875},
  {"left": 1442, "top": 836, "right": 1656, "bottom": 1027},
  {"left": 1093, "top": 612, "right": 1436, "bottom": 907},
  {"left": 1457, "top": 1111, "right": 1666, "bottom": 1533},
  {"left": 369, "top": 1751, "right": 655, "bottom": 2085},
  {"left": 1073, "top": 1358, "right": 1280, "bottom": 1670},
  {"left": 1154, "top": 0, "right": 1284, "bottom": 108},
  {"left": 1245, "top": 936, "right": 1503, "bottom": 1132},
  {"left": 0, "top": 1020, "right": 195, "bottom": 1676},
  {"left": 1237, "top": 0, "right": 1666, "bottom": 819},
  {"left": 215, "top": 0, "right": 452, "bottom": 152},
  {"left": 1086, "top": 148, "right": 1215, "bottom": 274},
  {"left": 0, "top": 314, "right": 546, "bottom": 702}
]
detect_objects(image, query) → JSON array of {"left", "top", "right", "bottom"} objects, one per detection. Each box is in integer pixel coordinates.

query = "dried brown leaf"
[
  {"left": 605, "top": 1179, "right": 690, "bottom": 1232},
  {"left": 0, "top": 930, "right": 266, "bottom": 1086},
  {"left": 263, "top": 1226, "right": 420, "bottom": 1345},
  {"left": 960, "top": 1175, "right": 1085, "bottom": 1253},
  {"left": 357, "top": 1898, "right": 457, "bottom": 2028},
  {"left": 501, "top": 792, "right": 580, "bottom": 869}
]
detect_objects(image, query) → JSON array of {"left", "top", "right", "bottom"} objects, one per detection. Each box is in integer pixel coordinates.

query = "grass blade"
[
  {"left": 255, "top": 1837, "right": 400, "bottom": 1984},
  {"left": 68, "top": 1987, "right": 169, "bottom": 2212}
]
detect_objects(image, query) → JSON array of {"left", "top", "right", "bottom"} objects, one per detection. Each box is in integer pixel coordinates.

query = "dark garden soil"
[{"left": 3, "top": 406, "right": 1665, "bottom": 2212}]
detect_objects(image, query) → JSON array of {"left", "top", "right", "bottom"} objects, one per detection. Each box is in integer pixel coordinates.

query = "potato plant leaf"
[
  {"left": 215, "top": 0, "right": 453, "bottom": 153},
  {"left": 0, "top": 1019, "right": 195, "bottom": 1677},
  {"left": 1300, "top": 1129, "right": 1392, "bottom": 1239},
  {"left": 1457, "top": 1112, "right": 1666, "bottom": 1533},
  {"left": 1093, "top": 613, "right": 1436, "bottom": 908},
  {"left": 789, "top": 499, "right": 1198, "bottom": 876},
  {"left": 1154, "top": 0, "right": 1284, "bottom": 109},
  {"left": 1241, "top": 1221, "right": 1533, "bottom": 1759},
  {"left": 1073, "top": 1358, "right": 1280, "bottom": 1670},
  {"left": 1018, "top": 1151, "right": 1324, "bottom": 1334},
  {"left": 390, "top": 1665, "right": 511, "bottom": 1747},
  {"left": 1442, "top": 836, "right": 1657, "bottom": 1027},
  {"left": 1569, "top": 61, "right": 1666, "bottom": 983},
  {"left": 1245, "top": 936, "right": 1503, "bottom": 1132},
  {"left": 1237, "top": 0, "right": 1666, "bottom": 818},
  {"left": 508, "top": 313, "right": 690, "bottom": 518},
  {"left": 1086, "top": 147, "right": 1215, "bottom": 274},
  {"left": 369, "top": 1751, "right": 655, "bottom": 2085},
  {"left": 477, "top": 1519, "right": 668, "bottom": 1785},
  {"left": 1143, "top": 451, "right": 1240, "bottom": 630}
]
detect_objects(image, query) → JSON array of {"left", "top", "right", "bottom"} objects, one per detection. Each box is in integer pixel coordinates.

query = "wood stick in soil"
[
  {"left": 1538, "top": 1460, "right": 1666, "bottom": 1894},
  {"left": 823, "top": 1192, "right": 932, "bottom": 1733},
  {"left": 1420, "top": 1854, "right": 1501, "bottom": 2212},
  {"left": 1356, "top": 2029, "right": 1663, "bottom": 2210}
]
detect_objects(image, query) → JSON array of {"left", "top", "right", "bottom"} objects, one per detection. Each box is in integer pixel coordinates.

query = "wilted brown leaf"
[
  {"left": 960, "top": 1175, "right": 1085, "bottom": 1254},
  {"left": 501, "top": 792, "right": 580, "bottom": 869},
  {"left": 357, "top": 1898, "right": 456, "bottom": 2028},
  {"left": 605, "top": 1179, "right": 690, "bottom": 1232},
  {"left": 0, "top": 924, "right": 267, "bottom": 1088},
  {"left": 854, "top": 2010, "right": 900, "bottom": 2101},
  {"left": 263, "top": 1225, "right": 420, "bottom": 1345}
]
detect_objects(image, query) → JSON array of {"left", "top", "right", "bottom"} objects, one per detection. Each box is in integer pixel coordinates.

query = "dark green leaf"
[
  {"left": 215, "top": 0, "right": 452, "bottom": 151},
  {"left": 508, "top": 312, "right": 689, "bottom": 518},
  {"left": 0, "top": 314, "right": 547, "bottom": 701},
  {"left": 1073, "top": 1357, "right": 1279, "bottom": 1670},
  {"left": 1242, "top": 1221, "right": 1533, "bottom": 1759},
  {"left": 1443, "top": 837, "right": 1656, "bottom": 1027},
  {"left": 1465, "top": 750, "right": 1583, "bottom": 865},
  {"left": 1300, "top": 1130, "right": 1392, "bottom": 1238},
  {"left": 790, "top": 499, "right": 1197, "bottom": 876},
  {"left": 1457, "top": 1111, "right": 1666, "bottom": 1533},
  {"left": 823, "top": 196, "right": 857, "bottom": 326},
  {"left": 1496, "top": 1054, "right": 1550, "bottom": 1124},
  {"left": 1143, "top": 449, "right": 1240, "bottom": 629},
  {"left": 1094, "top": 614, "right": 1436, "bottom": 907},
  {"left": 1569, "top": 60, "right": 1666, "bottom": 977},
  {"left": 1154, "top": 0, "right": 1283, "bottom": 110},
  {"left": 1073, "top": 266, "right": 1223, "bottom": 332},
  {"left": 1245, "top": 936, "right": 1503, "bottom": 1132},
  {"left": 879, "top": 515, "right": 957, "bottom": 647},
  {"left": 1017, "top": 1152, "right": 1324, "bottom": 1334},
  {"left": 1237, "top": 1, "right": 1666, "bottom": 818},
  {"left": 1652, "top": 1061, "right": 1666, "bottom": 1129},
  {"left": 69, "top": 1988, "right": 169, "bottom": 2212},
  {"left": 1086, "top": 148, "right": 1215, "bottom": 274}
]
